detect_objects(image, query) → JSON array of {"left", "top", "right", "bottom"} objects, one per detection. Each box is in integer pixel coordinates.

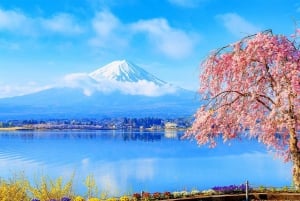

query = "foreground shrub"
[
  {"left": 162, "top": 191, "right": 171, "bottom": 199},
  {"left": 61, "top": 197, "right": 71, "bottom": 201},
  {"left": 190, "top": 189, "right": 200, "bottom": 196},
  {"left": 85, "top": 175, "right": 99, "bottom": 199},
  {"left": 212, "top": 184, "right": 250, "bottom": 194},
  {"left": 132, "top": 193, "right": 141, "bottom": 201},
  {"left": 106, "top": 197, "right": 117, "bottom": 201},
  {"left": 120, "top": 195, "right": 129, "bottom": 201},
  {"left": 171, "top": 191, "right": 181, "bottom": 198},
  {"left": 88, "top": 198, "right": 100, "bottom": 201},
  {"left": 74, "top": 196, "right": 85, "bottom": 201},
  {"left": 28, "top": 176, "right": 74, "bottom": 201},
  {"left": 141, "top": 192, "right": 150, "bottom": 201},
  {"left": 152, "top": 192, "right": 161, "bottom": 200},
  {"left": 202, "top": 189, "right": 216, "bottom": 196},
  {"left": 0, "top": 176, "right": 30, "bottom": 201}
]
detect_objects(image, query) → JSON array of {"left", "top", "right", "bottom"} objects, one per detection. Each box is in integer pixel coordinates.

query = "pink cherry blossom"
[{"left": 184, "top": 30, "right": 300, "bottom": 188}]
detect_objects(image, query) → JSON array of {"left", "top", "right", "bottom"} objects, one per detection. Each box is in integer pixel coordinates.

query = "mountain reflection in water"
[{"left": 1, "top": 130, "right": 181, "bottom": 142}]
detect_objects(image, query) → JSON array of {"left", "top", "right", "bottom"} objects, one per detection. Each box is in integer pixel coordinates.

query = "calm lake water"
[{"left": 0, "top": 130, "right": 292, "bottom": 196}]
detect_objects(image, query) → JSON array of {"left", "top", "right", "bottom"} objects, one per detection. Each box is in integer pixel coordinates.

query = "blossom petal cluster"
[{"left": 185, "top": 31, "right": 300, "bottom": 160}]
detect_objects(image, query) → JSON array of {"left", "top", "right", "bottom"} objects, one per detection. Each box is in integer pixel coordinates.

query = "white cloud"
[
  {"left": 0, "top": 9, "right": 26, "bottom": 30},
  {"left": 115, "top": 80, "right": 177, "bottom": 96},
  {"left": 0, "top": 7, "right": 197, "bottom": 59},
  {"left": 216, "top": 13, "right": 260, "bottom": 37},
  {"left": 131, "top": 18, "right": 197, "bottom": 59},
  {"left": 0, "top": 82, "right": 52, "bottom": 98},
  {"left": 92, "top": 10, "right": 120, "bottom": 37},
  {"left": 0, "top": 8, "right": 35, "bottom": 35},
  {"left": 0, "top": 70, "right": 171, "bottom": 99},
  {"left": 89, "top": 10, "right": 198, "bottom": 59},
  {"left": 0, "top": 8, "right": 83, "bottom": 36},
  {"left": 63, "top": 73, "right": 100, "bottom": 96},
  {"left": 40, "top": 13, "right": 83, "bottom": 35},
  {"left": 63, "top": 72, "right": 177, "bottom": 97},
  {"left": 89, "top": 10, "right": 128, "bottom": 48},
  {"left": 168, "top": 0, "right": 201, "bottom": 8}
]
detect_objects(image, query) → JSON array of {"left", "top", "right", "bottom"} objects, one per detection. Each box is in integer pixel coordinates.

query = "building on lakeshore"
[{"left": 164, "top": 122, "right": 177, "bottom": 130}]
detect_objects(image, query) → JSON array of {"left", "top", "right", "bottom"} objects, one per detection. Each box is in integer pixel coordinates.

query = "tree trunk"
[{"left": 290, "top": 128, "right": 300, "bottom": 189}]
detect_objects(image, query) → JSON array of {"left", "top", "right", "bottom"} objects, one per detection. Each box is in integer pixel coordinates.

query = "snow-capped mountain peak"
[
  {"left": 89, "top": 60, "right": 166, "bottom": 86},
  {"left": 63, "top": 60, "right": 178, "bottom": 97}
]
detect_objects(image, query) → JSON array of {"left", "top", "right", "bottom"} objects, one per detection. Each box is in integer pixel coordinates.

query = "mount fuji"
[
  {"left": 90, "top": 60, "right": 166, "bottom": 85},
  {"left": 63, "top": 60, "right": 177, "bottom": 97},
  {"left": 0, "top": 60, "right": 200, "bottom": 119}
]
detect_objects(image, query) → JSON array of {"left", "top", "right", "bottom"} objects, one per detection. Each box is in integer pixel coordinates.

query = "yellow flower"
[
  {"left": 74, "top": 196, "right": 85, "bottom": 201},
  {"left": 120, "top": 195, "right": 130, "bottom": 201},
  {"left": 88, "top": 198, "right": 101, "bottom": 201},
  {"left": 0, "top": 178, "right": 29, "bottom": 201},
  {"left": 106, "top": 198, "right": 118, "bottom": 201}
]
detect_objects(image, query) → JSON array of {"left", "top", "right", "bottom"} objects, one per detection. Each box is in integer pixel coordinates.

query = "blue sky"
[{"left": 0, "top": 0, "right": 299, "bottom": 98}]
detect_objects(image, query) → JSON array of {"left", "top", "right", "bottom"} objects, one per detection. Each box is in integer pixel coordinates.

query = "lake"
[{"left": 0, "top": 130, "right": 292, "bottom": 196}]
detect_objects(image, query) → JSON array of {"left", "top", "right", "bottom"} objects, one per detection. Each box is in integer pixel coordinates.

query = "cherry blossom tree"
[{"left": 184, "top": 30, "right": 300, "bottom": 188}]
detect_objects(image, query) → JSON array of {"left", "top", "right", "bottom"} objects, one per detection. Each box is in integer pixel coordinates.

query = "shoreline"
[
  {"left": 0, "top": 127, "right": 185, "bottom": 132},
  {"left": 0, "top": 127, "right": 34, "bottom": 131}
]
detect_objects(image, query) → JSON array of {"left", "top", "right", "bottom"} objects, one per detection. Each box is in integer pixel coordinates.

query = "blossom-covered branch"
[{"left": 184, "top": 29, "right": 300, "bottom": 188}]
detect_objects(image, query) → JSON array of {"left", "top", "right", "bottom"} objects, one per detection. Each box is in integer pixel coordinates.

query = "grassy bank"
[{"left": 1, "top": 174, "right": 300, "bottom": 201}]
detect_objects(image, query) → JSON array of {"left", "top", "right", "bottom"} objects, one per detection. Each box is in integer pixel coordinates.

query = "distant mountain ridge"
[{"left": 0, "top": 60, "right": 200, "bottom": 119}]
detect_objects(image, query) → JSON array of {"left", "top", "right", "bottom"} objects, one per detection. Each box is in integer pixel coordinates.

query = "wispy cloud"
[
  {"left": 89, "top": 10, "right": 128, "bottom": 48},
  {"left": 40, "top": 13, "right": 83, "bottom": 35},
  {"left": 0, "top": 8, "right": 35, "bottom": 35},
  {"left": 131, "top": 18, "right": 198, "bottom": 59},
  {"left": 168, "top": 0, "right": 201, "bottom": 8},
  {"left": 0, "top": 8, "right": 83, "bottom": 36},
  {"left": 0, "top": 7, "right": 197, "bottom": 59},
  {"left": 0, "top": 82, "right": 52, "bottom": 98},
  {"left": 89, "top": 10, "right": 198, "bottom": 59},
  {"left": 216, "top": 13, "right": 260, "bottom": 37},
  {"left": 92, "top": 10, "right": 120, "bottom": 37}
]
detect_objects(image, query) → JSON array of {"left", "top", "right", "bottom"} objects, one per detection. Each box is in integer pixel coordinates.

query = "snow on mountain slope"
[
  {"left": 64, "top": 60, "right": 177, "bottom": 96},
  {"left": 89, "top": 60, "right": 166, "bottom": 85}
]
